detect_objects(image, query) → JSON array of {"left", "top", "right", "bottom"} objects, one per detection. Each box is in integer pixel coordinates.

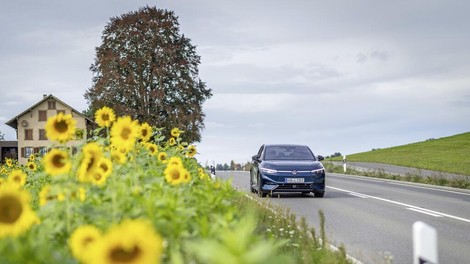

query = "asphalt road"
[{"left": 216, "top": 171, "right": 470, "bottom": 264}]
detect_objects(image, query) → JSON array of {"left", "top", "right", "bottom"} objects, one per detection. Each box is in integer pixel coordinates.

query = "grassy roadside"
[
  {"left": 328, "top": 132, "right": 470, "bottom": 176},
  {"left": 323, "top": 162, "right": 470, "bottom": 189},
  {"left": 234, "top": 194, "right": 350, "bottom": 264}
]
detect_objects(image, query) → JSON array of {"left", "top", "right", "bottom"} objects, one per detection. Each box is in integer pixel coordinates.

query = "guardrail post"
[
  {"left": 413, "top": 221, "right": 438, "bottom": 264},
  {"left": 343, "top": 155, "right": 347, "bottom": 173}
]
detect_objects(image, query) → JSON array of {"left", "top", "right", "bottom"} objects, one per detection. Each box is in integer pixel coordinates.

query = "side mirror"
[
  {"left": 252, "top": 155, "right": 260, "bottom": 162},
  {"left": 317, "top": 155, "right": 324, "bottom": 161}
]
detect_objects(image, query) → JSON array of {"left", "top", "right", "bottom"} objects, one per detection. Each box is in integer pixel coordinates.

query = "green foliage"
[
  {"left": 328, "top": 132, "right": 470, "bottom": 176},
  {"left": 85, "top": 6, "right": 212, "bottom": 143}
]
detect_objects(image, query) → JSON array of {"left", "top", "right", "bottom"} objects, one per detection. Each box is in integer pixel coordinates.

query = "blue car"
[{"left": 250, "top": 144, "right": 325, "bottom": 197}]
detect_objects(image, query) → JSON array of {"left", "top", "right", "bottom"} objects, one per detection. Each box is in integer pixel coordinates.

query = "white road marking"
[
  {"left": 327, "top": 186, "right": 470, "bottom": 224},
  {"left": 348, "top": 192, "right": 369, "bottom": 198},
  {"left": 406, "top": 208, "right": 443, "bottom": 217}
]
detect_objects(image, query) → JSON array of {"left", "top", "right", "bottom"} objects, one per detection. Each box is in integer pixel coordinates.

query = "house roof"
[{"left": 5, "top": 94, "right": 94, "bottom": 129}]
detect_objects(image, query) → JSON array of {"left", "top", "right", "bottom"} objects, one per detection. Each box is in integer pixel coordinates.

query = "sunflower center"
[
  {"left": 102, "top": 113, "right": 110, "bottom": 121},
  {"left": 0, "top": 195, "right": 23, "bottom": 224},
  {"left": 110, "top": 245, "right": 141, "bottom": 262},
  {"left": 87, "top": 157, "right": 96, "bottom": 172},
  {"left": 54, "top": 120, "right": 68, "bottom": 133},
  {"left": 100, "top": 163, "right": 108, "bottom": 172},
  {"left": 171, "top": 169, "right": 180, "bottom": 180},
  {"left": 82, "top": 236, "right": 95, "bottom": 247},
  {"left": 52, "top": 154, "right": 65, "bottom": 168},
  {"left": 93, "top": 173, "right": 102, "bottom": 181},
  {"left": 142, "top": 129, "right": 148, "bottom": 137},
  {"left": 121, "top": 128, "right": 131, "bottom": 140},
  {"left": 13, "top": 176, "right": 21, "bottom": 183}
]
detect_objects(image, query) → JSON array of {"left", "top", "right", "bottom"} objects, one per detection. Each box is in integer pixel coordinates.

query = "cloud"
[{"left": 1, "top": 0, "right": 470, "bottom": 165}]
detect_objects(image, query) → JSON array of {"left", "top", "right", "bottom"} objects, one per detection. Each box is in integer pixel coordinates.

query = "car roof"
[{"left": 264, "top": 144, "right": 309, "bottom": 147}]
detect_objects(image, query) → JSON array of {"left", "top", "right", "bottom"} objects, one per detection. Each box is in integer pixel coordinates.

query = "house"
[{"left": 5, "top": 94, "right": 95, "bottom": 164}]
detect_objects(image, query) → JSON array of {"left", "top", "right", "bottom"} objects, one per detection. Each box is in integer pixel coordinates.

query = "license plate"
[{"left": 286, "top": 178, "right": 304, "bottom": 183}]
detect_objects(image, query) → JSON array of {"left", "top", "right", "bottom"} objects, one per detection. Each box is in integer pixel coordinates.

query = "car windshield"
[{"left": 264, "top": 146, "right": 315, "bottom": 160}]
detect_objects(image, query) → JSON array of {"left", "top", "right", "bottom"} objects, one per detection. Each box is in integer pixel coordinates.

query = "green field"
[{"left": 329, "top": 132, "right": 470, "bottom": 176}]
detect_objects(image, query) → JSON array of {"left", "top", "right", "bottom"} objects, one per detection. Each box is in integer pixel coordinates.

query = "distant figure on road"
[{"left": 210, "top": 165, "right": 216, "bottom": 179}]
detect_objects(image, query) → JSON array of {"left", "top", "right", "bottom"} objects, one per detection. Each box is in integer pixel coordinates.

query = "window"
[
  {"left": 57, "top": 110, "right": 66, "bottom": 115},
  {"left": 25, "top": 129, "right": 33, "bottom": 140},
  {"left": 39, "top": 129, "right": 47, "bottom": 140},
  {"left": 38, "top": 147, "right": 48, "bottom": 156},
  {"left": 22, "top": 147, "right": 34, "bottom": 158},
  {"left": 38, "top": 110, "right": 47, "bottom": 121},
  {"left": 48, "top": 101, "right": 56, "bottom": 110}
]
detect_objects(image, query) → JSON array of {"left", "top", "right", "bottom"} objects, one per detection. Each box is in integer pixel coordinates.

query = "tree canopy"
[{"left": 85, "top": 6, "right": 212, "bottom": 142}]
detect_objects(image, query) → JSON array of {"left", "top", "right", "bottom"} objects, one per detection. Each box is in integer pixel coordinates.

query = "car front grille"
[{"left": 275, "top": 183, "right": 313, "bottom": 191}]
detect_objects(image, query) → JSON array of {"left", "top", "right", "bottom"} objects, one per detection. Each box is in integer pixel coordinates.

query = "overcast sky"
[{"left": 1, "top": 1, "right": 469, "bottom": 165}]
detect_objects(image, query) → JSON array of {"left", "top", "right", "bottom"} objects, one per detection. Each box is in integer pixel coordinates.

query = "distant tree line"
[
  {"left": 325, "top": 152, "right": 342, "bottom": 159},
  {"left": 206, "top": 160, "right": 251, "bottom": 171}
]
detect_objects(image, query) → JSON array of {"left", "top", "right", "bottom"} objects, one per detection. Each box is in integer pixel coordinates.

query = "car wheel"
[
  {"left": 314, "top": 192, "right": 325, "bottom": 198},
  {"left": 249, "top": 175, "right": 256, "bottom": 193},
  {"left": 257, "top": 174, "right": 267, "bottom": 197}
]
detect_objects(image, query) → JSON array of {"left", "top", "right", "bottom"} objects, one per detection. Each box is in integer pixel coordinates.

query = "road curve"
[{"left": 216, "top": 171, "right": 470, "bottom": 264}]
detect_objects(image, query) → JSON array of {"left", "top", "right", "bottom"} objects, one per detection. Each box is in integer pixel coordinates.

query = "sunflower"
[
  {"left": 199, "top": 172, "right": 209, "bottom": 181},
  {"left": 5, "top": 158, "right": 13, "bottom": 168},
  {"left": 167, "top": 157, "right": 183, "bottom": 167},
  {"left": 98, "top": 157, "right": 113, "bottom": 178},
  {"left": 26, "top": 162, "right": 37, "bottom": 172},
  {"left": 157, "top": 152, "right": 167, "bottom": 163},
  {"left": 88, "top": 219, "right": 163, "bottom": 264},
  {"left": 0, "top": 178, "right": 5, "bottom": 187},
  {"left": 110, "top": 116, "right": 140, "bottom": 153},
  {"left": 164, "top": 164, "right": 187, "bottom": 185},
  {"left": 168, "top": 137, "right": 176, "bottom": 146},
  {"left": 146, "top": 143, "right": 159, "bottom": 156},
  {"left": 198, "top": 168, "right": 209, "bottom": 181},
  {"left": 139, "top": 123, "right": 153, "bottom": 142},
  {"left": 95, "top": 106, "right": 116, "bottom": 128},
  {"left": 77, "top": 143, "right": 103, "bottom": 183},
  {"left": 90, "top": 170, "right": 109, "bottom": 186},
  {"left": 170, "top": 127, "right": 181, "bottom": 138},
  {"left": 28, "top": 154, "right": 36, "bottom": 162},
  {"left": 69, "top": 225, "right": 102, "bottom": 262},
  {"left": 181, "top": 168, "right": 191, "bottom": 183},
  {"left": 43, "top": 149, "right": 72, "bottom": 176},
  {"left": 186, "top": 145, "right": 197, "bottom": 158},
  {"left": 70, "top": 187, "right": 86, "bottom": 202},
  {"left": 8, "top": 169, "right": 27, "bottom": 187},
  {"left": 39, "top": 185, "right": 63, "bottom": 206},
  {"left": 45, "top": 112, "right": 77, "bottom": 143},
  {"left": 0, "top": 184, "right": 39, "bottom": 238},
  {"left": 111, "top": 148, "right": 127, "bottom": 164},
  {"left": 39, "top": 185, "right": 66, "bottom": 205}
]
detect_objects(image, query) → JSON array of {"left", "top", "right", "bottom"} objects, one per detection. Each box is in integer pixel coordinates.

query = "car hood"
[{"left": 262, "top": 160, "right": 324, "bottom": 171}]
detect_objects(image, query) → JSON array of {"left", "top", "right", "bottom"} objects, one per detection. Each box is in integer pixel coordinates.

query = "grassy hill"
[{"left": 329, "top": 132, "right": 470, "bottom": 176}]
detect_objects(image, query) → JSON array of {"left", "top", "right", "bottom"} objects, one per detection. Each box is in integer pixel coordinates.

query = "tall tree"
[{"left": 85, "top": 6, "right": 212, "bottom": 142}]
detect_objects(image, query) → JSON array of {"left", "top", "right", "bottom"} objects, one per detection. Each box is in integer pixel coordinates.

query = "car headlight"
[
  {"left": 311, "top": 168, "right": 325, "bottom": 174},
  {"left": 260, "top": 168, "right": 278, "bottom": 174}
]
